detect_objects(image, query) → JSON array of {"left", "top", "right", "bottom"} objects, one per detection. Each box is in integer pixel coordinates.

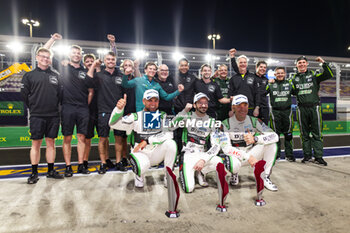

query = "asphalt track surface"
[{"left": 0, "top": 154, "right": 349, "bottom": 233}]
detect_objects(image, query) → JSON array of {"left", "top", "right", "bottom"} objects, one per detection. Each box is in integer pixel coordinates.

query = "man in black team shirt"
[
  {"left": 173, "top": 58, "right": 197, "bottom": 154},
  {"left": 173, "top": 58, "right": 196, "bottom": 114},
  {"left": 155, "top": 64, "right": 176, "bottom": 115},
  {"left": 228, "top": 49, "right": 260, "bottom": 117},
  {"left": 21, "top": 47, "right": 64, "bottom": 184},
  {"left": 83, "top": 34, "right": 122, "bottom": 170},
  {"left": 87, "top": 52, "right": 127, "bottom": 173},
  {"left": 229, "top": 48, "right": 269, "bottom": 124},
  {"left": 44, "top": 33, "right": 93, "bottom": 176},
  {"left": 194, "top": 64, "right": 231, "bottom": 118}
]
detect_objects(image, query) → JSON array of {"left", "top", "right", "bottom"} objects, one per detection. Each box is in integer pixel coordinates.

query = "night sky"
[{"left": 1, "top": 0, "right": 349, "bottom": 57}]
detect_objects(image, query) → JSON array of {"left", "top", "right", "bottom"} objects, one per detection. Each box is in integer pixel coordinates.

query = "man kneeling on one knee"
[
  {"left": 109, "top": 90, "right": 177, "bottom": 188},
  {"left": 171, "top": 93, "right": 223, "bottom": 193},
  {"left": 221, "top": 94, "right": 279, "bottom": 191}
]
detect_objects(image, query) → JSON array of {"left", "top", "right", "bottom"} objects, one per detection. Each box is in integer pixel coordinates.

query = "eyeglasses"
[
  {"left": 196, "top": 102, "right": 208, "bottom": 106},
  {"left": 37, "top": 54, "right": 51, "bottom": 60}
]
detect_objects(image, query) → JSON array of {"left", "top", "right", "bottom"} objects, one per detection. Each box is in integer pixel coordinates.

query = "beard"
[{"left": 197, "top": 107, "right": 207, "bottom": 114}]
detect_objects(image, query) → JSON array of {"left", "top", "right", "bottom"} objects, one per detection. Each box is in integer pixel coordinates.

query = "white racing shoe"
[
  {"left": 264, "top": 176, "right": 278, "bottom": 191},
  {"left": 229, "top": 173, "right": 239, "bottom": 186},
  {"left": 196, "top": 171, "right": 208, "bottom": 187},
  {"left": 135, "top": 175, "right": 144, "bottom": 188}
]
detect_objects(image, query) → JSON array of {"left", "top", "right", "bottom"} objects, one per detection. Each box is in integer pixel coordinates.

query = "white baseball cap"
[
  {"left": 193, "top": 92, "right": 209, "bottom": 103},
  {"left": 143, "top": 89, "right": 159, "bottom": 100},
  {"left": 232, "top": 94, "right": 248, "bottom": 105}
]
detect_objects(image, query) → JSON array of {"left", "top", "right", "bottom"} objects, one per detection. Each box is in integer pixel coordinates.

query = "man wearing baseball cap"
[
  {"left": 171, "top": 92, "right": 223, "bottom": 193},
  {"left": 292, "top": 56, "right": 333, "bottom": 166},
  {"left": 220, "top": 94, "right": 279, "bottom": 191},
  {"left": 109, "top": 90, "right": 177, "bottom": 188}
]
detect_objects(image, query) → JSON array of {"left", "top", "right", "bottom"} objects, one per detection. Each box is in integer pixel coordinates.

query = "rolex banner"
[
  {"left": 0, "top": 101, "right": 24, "bottom": 116},
  {"left": 291, "top": 96, "right": 337, "bottom": 121}
]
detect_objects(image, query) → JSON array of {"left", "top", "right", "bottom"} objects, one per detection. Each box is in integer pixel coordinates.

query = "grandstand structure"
[
  {"left": 0, "top": 34, "right": 349, "bottom": 126},
  {"left": 1, "top": 34, "right": 350, "bottom": 97}
]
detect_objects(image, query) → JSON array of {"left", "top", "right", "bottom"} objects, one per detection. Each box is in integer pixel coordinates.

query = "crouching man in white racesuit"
[
  {"left": 170, "top": 92, "right": 223, "bottom": 193},
  {"left": 221, "top": 94, "right": 279, "bottom": 191},
  {"left": 109, "top": 89, "right": 177, "bottom": 188}
]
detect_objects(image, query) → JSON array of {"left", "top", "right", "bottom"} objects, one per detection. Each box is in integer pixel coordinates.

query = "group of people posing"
[{"left": 21, "top": 32, "right": 334, "bottom": 193}]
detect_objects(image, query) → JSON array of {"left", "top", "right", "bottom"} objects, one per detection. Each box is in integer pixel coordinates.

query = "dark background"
[{"left": 1, "top": 0, "right": 349, "bottom": 57}]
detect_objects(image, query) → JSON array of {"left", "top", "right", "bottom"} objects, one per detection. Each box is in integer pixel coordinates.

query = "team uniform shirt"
[
  {"left": 229, "top": 58, "right": 260, "bottom": 109},
  {"left": 88, "top": 78, "right": 99, "bottom": 116},
  {"left": 122, "top": 74, "right": 180, "bottom": 112},
  {"left": 171, "top": 110, "right": 221, "bottom": 161},
  {"left": 88, "top": 69, "right": 124, "bottom": 114},
  {"left": 222, "top": 115, "right": 278, "bottom": 150},
  {"left": 292, "top": 63, "right": 334, "bottom": 106},
  {"left": 54, "top": 60, "right": 94, "bottom": 107},
  {"left": 212, "top": 77, "right": 231, "bottom": 120},
  {"left": 21, "top": 67, "right": 61, "bottom": 117},
  {"left": 109, "top": 107, "right": 173, "bottom": 150},
  {"left": 255, "top": 74, "right": 269, "bottom": 108},
  {"left": 194, "top": 79, "right": 224, "bottom": 118},
  {"left": 173, "top": 72, "right": 197, "bottom": 113},
  {"left": 155, "top": 76, "right": 176, "bottom": 115},
  {"left": 266, "top": 79, "right": 295, "bottom": 110}
]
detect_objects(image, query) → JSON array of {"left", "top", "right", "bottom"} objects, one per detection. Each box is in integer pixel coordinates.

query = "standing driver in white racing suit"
[
  {"left": 220, "top": 94, "right": 279, "bottom": 191},
  {"left": 171, "top": 92, "right": 223, "bottom": 193},
  {"left": 109, "top": 89, "right": 177, "bottom": 188}
]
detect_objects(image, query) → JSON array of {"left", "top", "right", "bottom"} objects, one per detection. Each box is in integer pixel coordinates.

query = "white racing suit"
[
  {"left": 170, "top": 110, "right": 223, "bottom": 193},
  {"left": 220, "top": 115, "right": 278, "bottom": 176},
  {"left": 109, "top": 107, "right": 177, "bottom": 179}
]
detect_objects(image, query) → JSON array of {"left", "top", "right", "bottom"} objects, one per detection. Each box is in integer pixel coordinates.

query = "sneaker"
[
  {"left": 64, "top": 166, "right": 73, "bottom": 177},
  {"left": 116, "top": 162, "right": 127, "bottom": 172},
  {"left": 77, "top": 164, "right": 90, "bottom": 174},
  {"left": 98, "top": 163, "right": 107, "bottom": 174},
  {"left": 196, "top": 171, "right": 208, "bottom": 187},
  {"left": 83, "top": 161, "right": 89, "bottom": 170},
  {"left": 264, "top": 176, "right": 278, "bottom": 191},
  {"left": 229, "top": 173, "right": 239, "bottom": 186},
  {"left": 27, "top": 173, "right": 39, "bottom": 184},
  {"left": 106, "top": 159, "right": 115, "bottom": 169},
  {"left": 135, "top": 175, "right": 144, "bottom": 188},
  {"left": 301, "top": 157, "right": 312, "bottom": 163},
  {"left": 286, "top": 157, "right": 296, "bottom": 162},
  {"left": 47, "top": 170, "right": 64, "bottom": 179},
  {"left": 314, "top": 157, "right": 327, "bottom": 166},
  {"left": 121, "top": 158, "right": 129, "bottom": 167}
]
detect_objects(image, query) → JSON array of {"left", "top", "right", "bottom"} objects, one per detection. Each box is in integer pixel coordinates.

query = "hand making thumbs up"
[{"left": 116, "top": 94, "right": 127, "bottom": 110}]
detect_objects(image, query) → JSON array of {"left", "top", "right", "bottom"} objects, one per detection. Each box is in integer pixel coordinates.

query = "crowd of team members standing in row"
[{"left": 21, "top": 33, "right": 334, "bottom": 192}]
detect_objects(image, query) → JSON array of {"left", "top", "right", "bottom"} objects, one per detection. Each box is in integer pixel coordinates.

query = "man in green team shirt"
[
  {"left": 212, "top": 64, "right": 231, "bottom": 121},
  {"left": 267, "top": 67, "right": 296, "bottom": 162},
  {"left": 292, "top": 56, "right": 334, "bottom": 166}
]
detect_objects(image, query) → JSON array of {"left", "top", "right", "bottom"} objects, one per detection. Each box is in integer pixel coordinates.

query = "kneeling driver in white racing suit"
[{"left": 109, "top": 89, "right": 177, "bottom": 188}]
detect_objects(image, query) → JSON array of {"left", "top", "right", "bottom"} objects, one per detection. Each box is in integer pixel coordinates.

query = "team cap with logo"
[
  {"left": 143, "top": 89, "right": 159, "bottom": 100},
  {"left": 232, "top": 94, "right": 249, "bottom": 105},
  {"left": 193, "top": 92, "right": 209, "bottom": 103}
]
